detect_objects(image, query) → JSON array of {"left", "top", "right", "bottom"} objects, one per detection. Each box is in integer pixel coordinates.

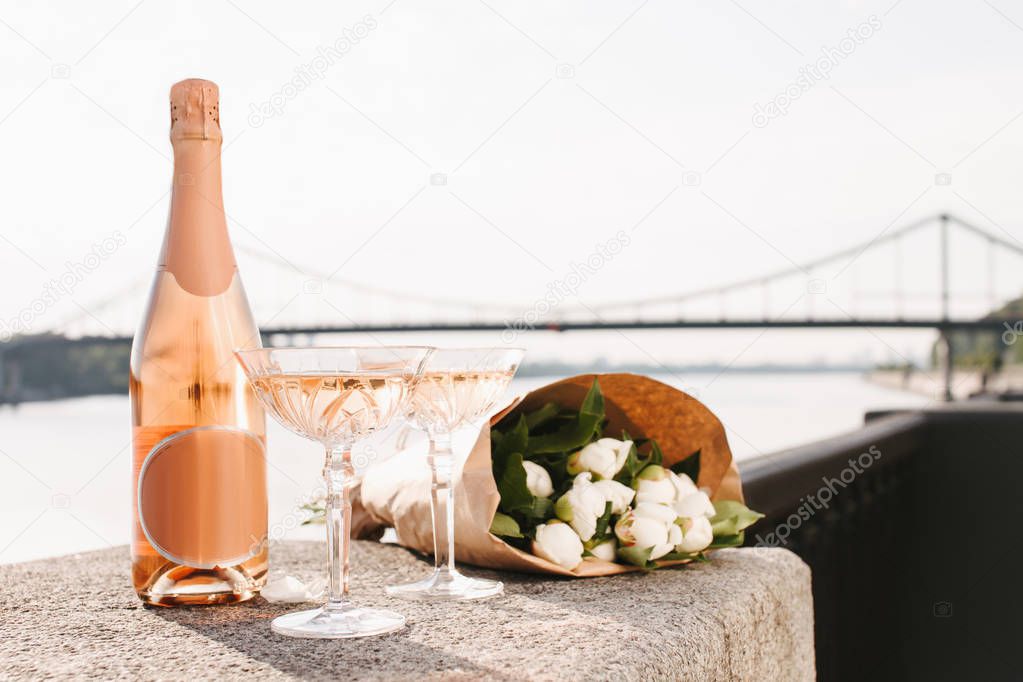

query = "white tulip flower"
[
  {"left": 589, "top": 538, "right": 617, "bottom": 562},
  {"left": 591, "top": 478, "right": 635, "bottom": 515},
  {"left": 567, "top": 440, "right": 613, "bottom": 480},
  {"left": 533, "top": 521, "right": 585, "bottom": 570},
  {"left": 615, "top": 502, "right": 679, "bottom": 561},
  {"left": 554, "top": 472, "right": 608, "bottom": 541},
  {"left": 522, "top": 460, "right": 554, "bottom": 498},
  {"left": 667, "top": 470, "right": 699, "bottom": 501},
  {"left": 615, "top": 503, "right": 673, "bottom": 545},
  {"left": 633, "top": 501, "right": 678, "bottom": 525},
  {"left": 674, "top": 516, "right": 714, "bottom": 554},
  {"left": 674, "top": 490, "right": 716, "bottom": 519},
  {"left": 650, "top": 543, "right": 675, "bottom": 560},
  {"left": 667, "top": 522, "right": 683, "bottom": 547},
  {"left": 615, "top": 510, "right": 667, "bottom": 549},
  {"left": 633, "top": 465, "right": 676, "bottom": 505},
  {"left": 597, "top": 437, "right": 634, "bottom": 476}
]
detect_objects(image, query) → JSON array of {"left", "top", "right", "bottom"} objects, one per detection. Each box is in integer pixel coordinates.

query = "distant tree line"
[
  {"left": 0, "top": 334, "right": 129, "bottom": 403},
  {"left": 937, "top": 295, "right": 1023, "bottom": 370}
]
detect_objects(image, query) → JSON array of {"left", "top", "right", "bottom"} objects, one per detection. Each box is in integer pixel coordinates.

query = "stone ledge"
[{"left": 0, "top": 541, "right": 814, "bottom": 681}]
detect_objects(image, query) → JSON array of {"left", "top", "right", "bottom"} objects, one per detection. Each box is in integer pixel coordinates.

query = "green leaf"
[
  {"left": 553, "top": 474, "right": 575, "bottom": 498},
  {"left": 670, "top": 449, "right": 701, "bottom": 483},
  {"left": 617, "top": 545, "right": 654, "bottom": 567},
  {"left": 524, "top": 402, "right": 559, "bottom": 430},
  {"left": 648, "top": 440, "right": 664, "bottom": 467},
  {"left": 531, "top": 413, "right": 575, "bottom": 437},
  {"left": 613, "top": 442, "right": 646, "bottom": 486},
  {"left": 532, "top": 451, "right": 570, "bottom": 489},
  {"left": 530, "top": 496, "right": 555, "bottom": 521},
  {"left": 658, "top": 550, "right": 700, "bottom": 562},
  {"left": 579, "top": 379, "right": 604, "bottom": 418},
  {"left": 708, "top": 531, "right": 745, "bottom": 549},
  {"left": 299, "top": 502, "right": 325, "bottom": 525},
  {"left": 492, "top": 415, "right": 529, "bottom": 489},
  {"left": 710, "top": 500, "right": 764, "bottom": 537},
  {"left": 593, "top": 501, "right": 613, "bottom": 538},
  {"left": 489, "top": 512, "right": 523, "bottom": 538},
  {"left": 525, "top": 414, "right": 601, "bottom": 454},
  {"left": 497, "top": 415, "right": 529, "bottom": 457},
  {"left": 496, "top": 453, "right": 533, "bottom": 514},
  {"left": 525, "top": 398, "right": 604, "bottom": 455}
]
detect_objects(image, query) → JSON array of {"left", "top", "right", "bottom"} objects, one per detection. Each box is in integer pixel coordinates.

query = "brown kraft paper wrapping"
[{"left": 357, "top": 373, "right": 744, "bottom": 577}]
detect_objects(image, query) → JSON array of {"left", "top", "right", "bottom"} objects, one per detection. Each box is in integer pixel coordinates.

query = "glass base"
[
  {"left": 386, "top": 568, "right": 504, "bottom": 601},
  {"left": 270, "top": 603, "right": 405, "bottom": 639}
]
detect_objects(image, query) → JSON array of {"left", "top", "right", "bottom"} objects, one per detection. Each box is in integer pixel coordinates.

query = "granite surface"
[{"left": 0, "top": 541, "right": 814, "bottom": 681}]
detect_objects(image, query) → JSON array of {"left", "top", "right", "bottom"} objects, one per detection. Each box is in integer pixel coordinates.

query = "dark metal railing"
[{"left": 740, "top": 406, "right": 1023, "bottom": 681}]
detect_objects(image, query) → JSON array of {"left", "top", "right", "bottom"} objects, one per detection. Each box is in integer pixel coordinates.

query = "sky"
[{"left": 2, "top": 0, "right": 1023, "bottom": 368}]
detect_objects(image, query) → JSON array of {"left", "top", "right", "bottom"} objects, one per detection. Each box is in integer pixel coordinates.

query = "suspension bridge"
[
  {"left": 4, "top": 212, "right": 1023, "bottom": 402},
  {"left": 51, "top": 212, "right": 1023, "bottom": 333}
]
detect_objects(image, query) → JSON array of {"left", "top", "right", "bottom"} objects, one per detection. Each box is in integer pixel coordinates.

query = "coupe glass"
[
  {"left": 386, "top": 347, "right": 524, "bottom": 601},
  {"left": 235, "top": 346, "right": 433, "bottom": 638}
]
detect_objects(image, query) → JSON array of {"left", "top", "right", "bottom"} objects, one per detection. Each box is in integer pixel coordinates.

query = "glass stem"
[
  {"left": 323, "top": 445, "right": 354, "bottom": 610},
  {"left": 428, "top": 433, "right": 456, "bottom": 573}
]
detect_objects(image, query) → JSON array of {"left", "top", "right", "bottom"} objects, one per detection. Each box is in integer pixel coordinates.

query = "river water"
[{"left": 0, "top": 372, "right": 929, "bottom": 564}]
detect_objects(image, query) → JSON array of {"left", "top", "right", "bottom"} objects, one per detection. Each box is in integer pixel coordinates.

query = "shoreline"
[{"left": 865, "top": 367, "right": 1023, "bottom": 401}]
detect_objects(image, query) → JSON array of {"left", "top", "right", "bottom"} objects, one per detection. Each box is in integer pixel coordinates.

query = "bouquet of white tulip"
[
  {"left": 489, "top": 380, "right": 762, "bottom": 571},
  {"left": 357, "top": 373, "right": 759, "bottom": 577}
]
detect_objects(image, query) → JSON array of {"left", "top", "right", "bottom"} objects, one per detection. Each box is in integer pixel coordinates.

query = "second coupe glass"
[
  {"left": 386, "top": 347, "right": 524, "bottom": 601},
  {"left": 235, "top": 346, "right": 433, "bottom": 638}
]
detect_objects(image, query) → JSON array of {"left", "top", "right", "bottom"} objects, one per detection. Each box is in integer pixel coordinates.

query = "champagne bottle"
[{"left": 130, "top": 79, "right": 267, "bottom": 606}]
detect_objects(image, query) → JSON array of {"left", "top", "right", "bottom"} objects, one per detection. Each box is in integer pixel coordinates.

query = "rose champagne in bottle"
[{"left": 130, "top": 79, "right": 267, "bottom": 606}]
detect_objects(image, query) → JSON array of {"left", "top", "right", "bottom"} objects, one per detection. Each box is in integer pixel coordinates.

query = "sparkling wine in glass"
[
  {"left": 236, "top": 346, "right": 433, "bottom": 638},
  {"left": 386, "top": 347, "right": 524, "bottom": 601}
]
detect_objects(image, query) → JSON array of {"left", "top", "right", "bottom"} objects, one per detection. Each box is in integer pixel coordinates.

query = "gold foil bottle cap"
[{"left": 170, "top": 78, "right": 222, "bottom": 141}]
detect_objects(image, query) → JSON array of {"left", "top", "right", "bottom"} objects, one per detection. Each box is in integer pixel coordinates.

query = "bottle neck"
[{"left": 159, "top": 138, "right": 236, "bottom": 297}]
